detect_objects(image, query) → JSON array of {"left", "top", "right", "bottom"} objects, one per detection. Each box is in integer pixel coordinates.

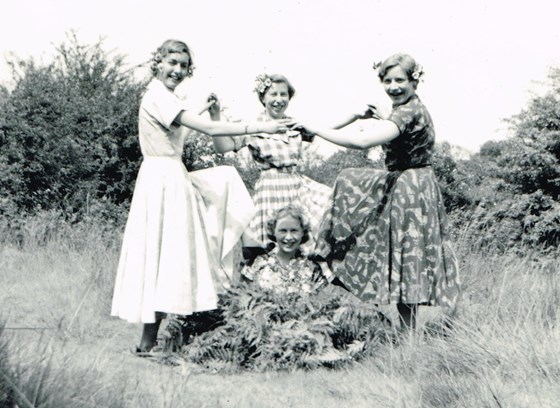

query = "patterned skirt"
[
  {"left": 111, "top": 159, "right": 255, "bottom": 323},
  {"left": 248, "top": 168, "right": 332, "bottom": 251},
  {"left": 313, "top": 167, "right": 460, "bottom": 307}
]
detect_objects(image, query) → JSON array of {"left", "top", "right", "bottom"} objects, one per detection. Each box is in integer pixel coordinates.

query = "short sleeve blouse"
[
  {"left": 137, "top": 80, "right": 188, "bottom": 158},
  {"left": 384, "top": 95, "right": 435, "bottom": 171}
]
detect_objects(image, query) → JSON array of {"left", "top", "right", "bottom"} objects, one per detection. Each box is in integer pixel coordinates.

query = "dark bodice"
[{"left": 384, "top": 95, "right": 435, "bottom": 171}]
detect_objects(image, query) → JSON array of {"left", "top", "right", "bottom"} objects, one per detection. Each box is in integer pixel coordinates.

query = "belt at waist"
[
  {"left": 387, "top": 163, "right": 431, "bottom": 172},
  {"left": 263, "top": 166, "right": 298, "bottom": 174}
]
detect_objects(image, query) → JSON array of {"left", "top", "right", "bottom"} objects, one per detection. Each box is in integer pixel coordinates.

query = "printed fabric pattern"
[
  {"left": 242, "top": 250, "right": 320, "bottom": 295},
  {"left": 313, "top": 96, "right": 460, "bottom": 308}
]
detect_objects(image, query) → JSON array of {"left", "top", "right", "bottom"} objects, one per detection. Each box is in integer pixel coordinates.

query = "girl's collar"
[{"left": 392, "top": 94, "right": 418, "bottom": 108}]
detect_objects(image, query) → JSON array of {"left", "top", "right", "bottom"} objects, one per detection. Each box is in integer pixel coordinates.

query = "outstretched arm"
[
  {"left": 294, "top": 119, "right": 400, "bottom": 150},
  {"left": 173, "top": 110, "right": 289, "bottom": 138},
  {"left": 330, "top": 104, "right": 387, "bottom": 130}
]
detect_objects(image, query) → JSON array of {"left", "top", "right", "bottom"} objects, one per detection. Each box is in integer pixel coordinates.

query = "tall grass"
[{"left": 1, "top": 213, "right": 559, "bottom": 407}]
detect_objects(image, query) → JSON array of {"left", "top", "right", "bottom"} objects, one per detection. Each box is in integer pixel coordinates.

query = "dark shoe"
[{"left": 131, "top": 346, "right": 158, "bottom": 357}]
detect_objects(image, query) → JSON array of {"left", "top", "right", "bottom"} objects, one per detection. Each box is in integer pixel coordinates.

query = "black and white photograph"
[{"left": 1, "top": 1, "right": 559, "bottom": 407}]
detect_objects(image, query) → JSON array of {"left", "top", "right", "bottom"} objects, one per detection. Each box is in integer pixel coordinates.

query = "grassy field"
[{"left": 1, "top": 217, "right": 559, "bottom": 407}]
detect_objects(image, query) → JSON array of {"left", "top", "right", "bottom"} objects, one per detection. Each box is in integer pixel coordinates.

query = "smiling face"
[
  {"left": 156, "top": 51, "right": 191, "bottom": 91},
  {"left": 274, "top": 215, "right": 304, "bottom": 258},
  {"left": 262, "top": 82, "right": 291, "bottom": 119},
  {"left": 382, "top": 65, "right": 417, "bottom": 106}
]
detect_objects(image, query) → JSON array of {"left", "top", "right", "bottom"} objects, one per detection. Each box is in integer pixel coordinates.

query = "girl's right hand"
[{"left": 364, "top": 104, "right": 389, "bottom": 120}]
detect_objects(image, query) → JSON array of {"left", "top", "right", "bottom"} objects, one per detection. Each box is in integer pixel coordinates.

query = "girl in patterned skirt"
[
  {"left": 212, "top": 74, "right": 332, "bottom": 253},
  {"left": 110, "top": 39, "right": 290, "bottom": 353},
  {"left": 292, "top": 54, "right": 460, "bottom": 331}
]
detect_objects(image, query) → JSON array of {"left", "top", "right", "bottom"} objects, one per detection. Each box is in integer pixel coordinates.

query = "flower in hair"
[
  {"left": 372, "top": 61, "right": 382, "bottom": 71},
  {"left": 411, "top": 64, "right": 424, "bottom": 81},
  {"left": 254, "top": 74, "right": 273, "bottom": 94}
]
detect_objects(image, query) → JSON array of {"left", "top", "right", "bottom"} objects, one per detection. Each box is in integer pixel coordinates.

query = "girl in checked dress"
[{"left": 212, "top": 74, "right": 332, "bottom": 254}]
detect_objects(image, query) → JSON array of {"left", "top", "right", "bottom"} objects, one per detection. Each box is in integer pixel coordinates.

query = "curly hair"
[
  {"left": 255, "top": 74, "right": 296, "bottom": 106},
  {"left": 376, "top": 53, "right": 422, "bottom": 86},
  {"left": 265, "top": 204, "right": 310, "bottom": 244},
  {"left": 150, "top": 39, "right": 194, "bottom": 78}
]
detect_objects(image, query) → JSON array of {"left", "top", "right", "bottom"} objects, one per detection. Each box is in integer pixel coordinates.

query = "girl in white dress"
[{"left": 110, "top": 39, "right": 290, "bottom": 353}]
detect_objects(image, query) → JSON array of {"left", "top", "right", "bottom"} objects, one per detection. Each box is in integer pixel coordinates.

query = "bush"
[
  {"left": 304, "top": 149, "right": 382, "bottom": 186},
  {"left": 0, "top": 32, "right": 144, "bottom": 222}
]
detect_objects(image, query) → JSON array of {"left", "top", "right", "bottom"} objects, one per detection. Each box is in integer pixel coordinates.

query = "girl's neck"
[
  {"left": 263, "top": 111, "right": 287, "bottom": 121},
  {"left": 276, "top": 251, "right": 295, "bottom": 265}
]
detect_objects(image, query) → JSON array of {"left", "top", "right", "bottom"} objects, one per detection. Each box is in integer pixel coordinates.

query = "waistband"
[
  {"left": 387, "top": 163, "right": 431, "bottom": 172},
  {"left": 263, "top": 166, "right": 298, "bottom": 174},
  {"left": 142, "top": 155, "right": 182, "bottom": 162}
]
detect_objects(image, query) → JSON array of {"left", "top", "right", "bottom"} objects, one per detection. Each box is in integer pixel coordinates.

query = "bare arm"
[
  {"left": 331, "top": 114, "right": 360, "bottom": 130},
  {"left": 174, "top": 110, "right": 288, "bottom": 138},
  {"left": 330, "top": 105, "right": 385, "bottom": 130},
  {"left": 296, "top": 119, "right": 400, "bottom": 150},
  {"left": 197, "top": 94, "right": 241, "bottom": 153}
]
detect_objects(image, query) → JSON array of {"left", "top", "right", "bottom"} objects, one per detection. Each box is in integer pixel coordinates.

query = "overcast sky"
[{"left": 2, "top": 0, "right": 559, "bottom": 153}]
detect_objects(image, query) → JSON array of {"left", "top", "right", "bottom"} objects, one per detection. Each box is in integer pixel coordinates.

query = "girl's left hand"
[
  {"left": 207, "top": 93, "right": 220, "bottom": 116},
  {"left": 199, "top": 93, "right": 221, "bottom": 116}
]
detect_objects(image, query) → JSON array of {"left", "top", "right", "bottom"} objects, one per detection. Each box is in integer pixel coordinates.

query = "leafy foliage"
[
  {"left": 445, "top": 67, "right": 560, "bottom": 252},
  {"left": 0, "top": 32, "right": 145, "bottom": 221},
  {"left": 303, "top": 148, "right": 382, "bottom": 186},
  {"left": 175, "top": 284, "right": 393, "bottom": 373},
  {"left": 431, "top": 142, "right": 473, "bottom": 212}
]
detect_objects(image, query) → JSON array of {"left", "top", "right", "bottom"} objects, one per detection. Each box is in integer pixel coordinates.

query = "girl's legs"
[
  {"left": 138, "top": 318, "right": 162, "bottom": 352},
  {"left": 397, "top": 303, "right": 418, "bottom": 332}
]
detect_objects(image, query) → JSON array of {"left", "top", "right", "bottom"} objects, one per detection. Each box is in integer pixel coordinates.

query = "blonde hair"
[
  {"left": 266, "top": 204, "right": 311, "bottom": 244},
  {"left": 150, "top": 39, "right": 194, "bottom": 77}
]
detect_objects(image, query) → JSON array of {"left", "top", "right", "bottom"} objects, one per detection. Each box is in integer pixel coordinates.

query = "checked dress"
[{"left": 234, "top": 114, "right": 332, "bottom": 250}]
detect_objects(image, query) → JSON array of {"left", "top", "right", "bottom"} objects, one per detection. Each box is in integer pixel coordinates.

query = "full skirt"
[
  {"left": 111, "top": 158, "right": 255, "bottom": 323},
  {"left": 314, "top": 167, "right": 460, "bottom": 307},
  {"left": 248, "top": 169, "right": 332, "bottom": 250}
]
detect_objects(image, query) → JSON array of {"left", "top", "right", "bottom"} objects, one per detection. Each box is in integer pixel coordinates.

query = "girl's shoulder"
[{"left": 390, "top": 96, "right": 431, "bottom": 130}]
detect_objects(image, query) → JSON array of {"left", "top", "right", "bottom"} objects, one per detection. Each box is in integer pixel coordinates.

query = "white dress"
[{"left": 111, "top": 80, "right": 255, "bottom": 323}]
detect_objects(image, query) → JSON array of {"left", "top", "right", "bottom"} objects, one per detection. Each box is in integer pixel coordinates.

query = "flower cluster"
[
  {"left": 254, "top": 74, "right": 273, "bottom": 95},
  {"left": 243, "top": 253, "right": 316, "bottom": 295},
  {"left": 411, "top": 64, "right": 424, "bottom": 81}
]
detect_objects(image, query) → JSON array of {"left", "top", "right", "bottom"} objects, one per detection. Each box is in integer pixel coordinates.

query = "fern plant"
[{"left": 174, "top": 283, "right": 394, "bottom": 373}]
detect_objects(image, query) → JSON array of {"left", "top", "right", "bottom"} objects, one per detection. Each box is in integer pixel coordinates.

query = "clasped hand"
[
  {"left": 360, "top": 104, "right": 388, "bottom": 120},
  {"left": 260, "top": 118, "right": 293, "bottom": 134}
]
